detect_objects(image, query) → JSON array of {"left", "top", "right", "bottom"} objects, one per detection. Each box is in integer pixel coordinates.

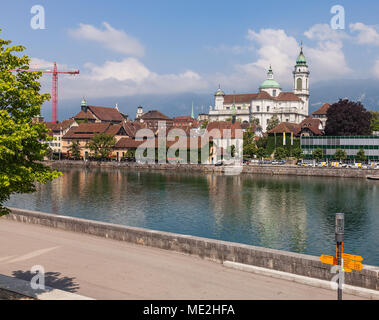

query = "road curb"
[
  {"left": 223, "top": 261, "right": 379, "bottom": 300},
  {"left": 0, "top": 274, "right": 94, "bottom": 300}
]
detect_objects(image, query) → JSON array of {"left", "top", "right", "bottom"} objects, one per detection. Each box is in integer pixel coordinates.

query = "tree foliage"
[
  {"left": 312, "top": 148, "right": 324, "bottom": 162},
  {"left": 274, "top": 147, "right": 287, "bottom": 160},
  {"left": 68, "top": 140, "right": 81, "bottom": 159},
  {"left": 256, "top": 147, "right": 266, "bottom": 159},
  {"left": 324, "top": 99, "right": 372, "bottom": 136},
  {"left": 292, "top": 147, "right": 303, "bottom": 161},
  {"left": 243, "top": 128, "right": 257, "bottom": 158},
  {"left": 87, "top": 133, "right": 116, "bottom": 159},
  {"left": 0, "top": 31, "right": 61, "bottom": 215},
  {"left": 334, "top": 149, "right": 347, "bottom": 162},
  {"left": 266, "top": 115, "right": 280, "bottom": 132},
  {"left": 356, "top": 148, "right": 366, "bottom": 162},
  {"left": 370, "top": 111, "right": 379, "bottom": 133}
]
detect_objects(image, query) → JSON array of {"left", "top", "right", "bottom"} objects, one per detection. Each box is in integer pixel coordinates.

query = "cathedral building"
[{"left": 208, "top": 47, "right": 310, "bottom": 132}]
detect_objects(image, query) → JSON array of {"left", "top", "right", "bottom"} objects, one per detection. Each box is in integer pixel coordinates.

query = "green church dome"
[
  {"left": 296, "top": 49, "right": 307, "bottom": 65},
  {"left": 259, "top": 79, "right": 281, "bottom": 89}
]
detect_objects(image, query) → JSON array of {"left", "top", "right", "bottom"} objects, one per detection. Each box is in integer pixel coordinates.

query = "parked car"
[{"left": 215, "top": 160, "right": 223, "bottom": 166}]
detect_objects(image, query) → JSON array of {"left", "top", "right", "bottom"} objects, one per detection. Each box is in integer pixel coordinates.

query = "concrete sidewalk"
[{"left": 0, "top": 219, "right": 366, "bottom": 300}]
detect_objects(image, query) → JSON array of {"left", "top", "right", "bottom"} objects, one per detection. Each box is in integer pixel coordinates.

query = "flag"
[
  {"left": 283, "top": 132, "right": 286, "bottom": 145},
  {"left": 291, "top": 132, "right": 293, "bottom": 146}
]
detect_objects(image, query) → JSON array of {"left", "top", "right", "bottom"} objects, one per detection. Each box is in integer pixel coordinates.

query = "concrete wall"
[
  {"left": 46, "top": 160, "right": 379, "bottom": 179},
  {"left": 4, "top": 208, "right": 379, "bottom": 291}
]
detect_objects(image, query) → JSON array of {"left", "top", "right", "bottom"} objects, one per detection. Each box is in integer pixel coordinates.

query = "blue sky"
[{"left": 1, "top": 0, "right": 379, "bottom": 119}]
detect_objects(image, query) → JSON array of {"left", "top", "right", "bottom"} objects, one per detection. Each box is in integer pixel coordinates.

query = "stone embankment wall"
[
  {"left": 4, "top": 208, "right": 379, "bottom": 291},
  {"left": 46, "top": 160, "right": 379, "bottom": 179}
]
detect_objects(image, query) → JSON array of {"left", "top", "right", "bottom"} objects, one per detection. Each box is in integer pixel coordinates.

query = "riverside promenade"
[{"left": 0, "top": 218, "right": 366, "bottom": 300}]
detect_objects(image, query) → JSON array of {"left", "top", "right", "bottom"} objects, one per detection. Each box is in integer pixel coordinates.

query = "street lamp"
[{"left": 335, "top": 212, "right": 344, "bottom": 300}]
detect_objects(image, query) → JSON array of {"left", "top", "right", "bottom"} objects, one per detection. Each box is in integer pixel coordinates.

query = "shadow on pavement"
[{"left": 12, "top": 270, "right": 80, "bottom": 293}]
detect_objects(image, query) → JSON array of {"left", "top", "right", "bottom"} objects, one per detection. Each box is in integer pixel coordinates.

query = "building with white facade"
[{"left": 208, "top": 47, "right": 310, "bottom": 132}]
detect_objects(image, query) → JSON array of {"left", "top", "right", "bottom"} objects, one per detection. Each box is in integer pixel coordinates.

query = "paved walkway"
[{"left": 0, "top": 219, "right": 365, "bottom": 300}]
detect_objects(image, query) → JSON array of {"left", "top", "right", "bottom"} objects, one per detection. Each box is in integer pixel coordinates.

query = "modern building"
[
  {"left": 301, "top": 136, "right": 379, "bottom": 160},
  {"left": 208, "top": 46, "right": 310, "bottom": 132}
]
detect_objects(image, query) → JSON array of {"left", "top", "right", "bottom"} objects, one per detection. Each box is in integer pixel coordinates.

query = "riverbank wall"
[
  {"left": 45, "top": 160, "right": 379, "bottom": 179},
  {"left": 4, "top": 208, "right": 379, "bottom": 291}
]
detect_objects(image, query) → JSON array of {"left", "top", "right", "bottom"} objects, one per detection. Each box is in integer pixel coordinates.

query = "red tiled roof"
[
  {"left": 297, "top": 117, "right": 323, "bottom": 135},
  {"left": 115, "top": 137, "right": 145, "bottom": 149},
  {"left": 312, "top": 103, "right": 330, "bottom": 115},
  {"left": 224, "top": 94, "right": 258, "bottom": 104},
  {"left": 141, "top": 110, "right": 171, "bottom": 120},
  {"left": 173, "top": 116, "right": 194, "bottom": 121},
  {"left": 45, "top": 119, "right": 76, "bottom": 135},
  {"left": 63, "top": 123, "right": 125, "bottom": 139},
  {"left": 268, "top": 122, "right": 300, "bottom": 134},
  {"left": 88, "top": 106, "right": 125, "bottom": 122},
  {"left": 206, "top": 121, "right": 243, "bottom": 138},
  {"left": 223, "top": 91, "right": 301, "bottom": 103},
  {"left": 73, "top": 110, "right": 96, "bottom": 120},
  {"left": 275, "top": 92, "right": 302, "bottom": 102}
]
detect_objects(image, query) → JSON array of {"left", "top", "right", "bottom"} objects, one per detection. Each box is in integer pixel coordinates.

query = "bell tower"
[{"left": 293, "top": 44, "right": 310, "bottom": 116}]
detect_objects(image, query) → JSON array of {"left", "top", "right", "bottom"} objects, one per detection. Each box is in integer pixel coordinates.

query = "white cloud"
[
  {"left": 84, "top": 58, "right": 151, "bottom": 82},
  {"left": 68, "top": 22, "right": 145, "bottom": 56},
  {"left": 304, "top": 24, "right": 349, "bottom": 41},
  {"left": 350, "top": 22, "right": 379, "bottom": 45},
  {"left": 304, "top": 25, "right": 352, "bottom": 81}
]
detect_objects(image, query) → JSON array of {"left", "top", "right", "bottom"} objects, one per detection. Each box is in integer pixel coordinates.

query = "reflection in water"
[{"left": 6, "top": 168, "right": 379, "bottom": 265}]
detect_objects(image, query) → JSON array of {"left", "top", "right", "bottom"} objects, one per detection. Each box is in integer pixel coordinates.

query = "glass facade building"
[{"left": 301, "top": 136, "right": 379, "bottom": 160}]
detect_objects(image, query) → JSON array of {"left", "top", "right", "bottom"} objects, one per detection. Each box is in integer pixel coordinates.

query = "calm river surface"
[{"left": 6, "top": 168, "right": 379, "bottom": 265}]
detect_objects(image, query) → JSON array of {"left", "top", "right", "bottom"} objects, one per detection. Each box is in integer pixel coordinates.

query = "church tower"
[
  {"left": 214, "top": 85, "right": 225, "bottom": 110},
  {"left": 293, "top": 45, "right": 310, "bottom": 116}
]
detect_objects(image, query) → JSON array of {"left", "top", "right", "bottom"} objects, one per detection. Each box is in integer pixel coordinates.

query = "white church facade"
[{"left": 208, "top": 47, "right": 310, "bottom": 132}]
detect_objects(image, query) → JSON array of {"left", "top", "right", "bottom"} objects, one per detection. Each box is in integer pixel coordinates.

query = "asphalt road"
[{"left": 0, "top": 219, "right": 365, "bottom": 300}]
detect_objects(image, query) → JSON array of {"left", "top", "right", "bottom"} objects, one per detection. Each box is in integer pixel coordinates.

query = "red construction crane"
[{"left": 12, "top": 62, "right": 80, "bottom": 122}]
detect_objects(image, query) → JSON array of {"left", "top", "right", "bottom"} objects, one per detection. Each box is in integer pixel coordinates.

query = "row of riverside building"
[{"left": 37, "top": 96, "right": 379, "bottom": 162}]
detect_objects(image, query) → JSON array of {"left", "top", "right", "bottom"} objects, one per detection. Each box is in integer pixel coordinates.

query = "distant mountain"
[
  {"left": 41, "top": 79, "right": 379, "bottom": 122},
  {"left": 309, "top": 79, "right": 379, "bottom": 114}
]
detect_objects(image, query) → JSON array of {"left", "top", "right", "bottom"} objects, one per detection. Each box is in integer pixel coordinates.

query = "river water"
[{"left": 6, "top": 168, "right": 379, "bottom": 265}]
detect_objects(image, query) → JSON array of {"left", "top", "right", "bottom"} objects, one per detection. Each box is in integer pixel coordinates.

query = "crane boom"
[{"left": 11, "top": 61, "right": 80, "bottom": 122}]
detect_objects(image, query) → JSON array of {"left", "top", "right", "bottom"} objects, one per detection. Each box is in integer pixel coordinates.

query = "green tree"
[
  {"left": 200, "top": 120, "right": 208, "bottom": 129},
  {"left": 266, "top": 115, "right": 280, "bottom": 132},
  {"left": 0, "top": 32, "right": 61, "bottom": 215},
  {"left": 87, "top": 133, "right": 116, "bottom": 159},
  {"left": 243, "top": 128, "right": 257, "bottom": 158},
  {"left": 356, "top": 148, "right": 366, "bottom": 162},
  {"left": 312, "top": 148, "right": 324, "bottom": 162},
  {"left": 293, "top": 147, "right": 303, "bottom": 161},
  {"left": 126, "top": 149, "right": 135, "bottom": 159},
  {"left": 274, "top": 147, "right": 287, "bottom": 160},
  {"left": 256, "top": 147, "right": 266, "bottom": 160},
  {"left": 370, "top": 111, "right": 379, "bottom": 133},
  {"left": 68, "top": 140, "right": 81, "bottom": 159},
  {"left": 334, "top": 148, "right": 347, "bottom": 162}
]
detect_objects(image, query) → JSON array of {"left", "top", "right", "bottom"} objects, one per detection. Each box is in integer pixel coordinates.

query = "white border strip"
[
  {"left": 0, "top": 274, "right": 94, "bottom": 300},
  {"left": 223, "top": 261, "right": 379, "bottom": 300}
]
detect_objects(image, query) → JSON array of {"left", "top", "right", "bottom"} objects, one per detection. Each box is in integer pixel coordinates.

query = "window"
[
  {"left": 237, "top": 106, "right": 241, "bottom": 110},
  {"left": 256, "top": 106, "right": 260, "bottom": 112},
  {"left": 226, "top": 107, "right": 230, "bottom": 110},
  {"left": 273, "top": 90, "right": 276, "bottom": 97},
  {"left": 267, "top": 106, "right": 270, "bottom": 112},
  {"left": 297, "top": 78, "right": 302, "bottom": 90}
]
